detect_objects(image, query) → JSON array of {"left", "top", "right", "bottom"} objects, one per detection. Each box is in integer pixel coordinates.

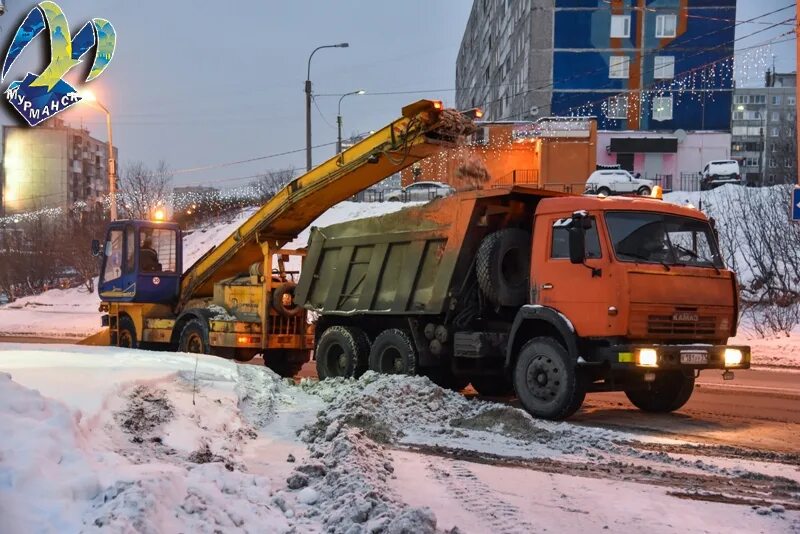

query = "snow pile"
[
  {"left": 0, "top": 372, "right": 102, "bottom": 533},
  {"left": 0, "top": 346, "right": 294, "bottom": 532}
]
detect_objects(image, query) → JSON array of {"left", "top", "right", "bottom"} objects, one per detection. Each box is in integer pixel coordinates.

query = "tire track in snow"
[{"left": 427, "top": 460, "right": 536, "bottom": 534}]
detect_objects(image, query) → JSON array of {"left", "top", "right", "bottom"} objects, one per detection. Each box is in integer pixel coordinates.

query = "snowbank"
[{"left": 1, "top": 347, "right": 798, "bottom": 532}]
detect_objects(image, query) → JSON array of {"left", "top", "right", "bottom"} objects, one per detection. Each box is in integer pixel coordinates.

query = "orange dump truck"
[{"left": 297, "top": 186, "right": 750, "bottom": 420}]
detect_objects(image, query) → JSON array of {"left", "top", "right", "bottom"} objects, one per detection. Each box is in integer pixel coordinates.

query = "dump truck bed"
[{"left": 295, "top": 186, "right": 569, "bottom": 316}]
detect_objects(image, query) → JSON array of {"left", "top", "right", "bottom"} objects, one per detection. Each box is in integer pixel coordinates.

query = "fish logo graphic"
[{"left": 2, "top": 1, "right": 116, "bottom": 126}]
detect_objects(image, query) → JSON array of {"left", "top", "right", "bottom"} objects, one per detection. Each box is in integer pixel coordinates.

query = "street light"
[
  {"left": 305, "top": 42, "right": 349, "bottom": 171},
  {"left": 81, "top": 90, "right": 117, "bottom": 221},
  {"left": 337, "top": 90, "right": 365, "bottom": 154}
]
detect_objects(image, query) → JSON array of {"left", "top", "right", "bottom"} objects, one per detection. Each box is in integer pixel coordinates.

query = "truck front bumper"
[{"left": 597, "top": 344, "right": 751, "bottom": 371}]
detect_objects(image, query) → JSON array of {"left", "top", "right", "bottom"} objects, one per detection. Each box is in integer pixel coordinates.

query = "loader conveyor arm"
[{"left": 179, "top": 100, "right": 475, "bottom": 306}]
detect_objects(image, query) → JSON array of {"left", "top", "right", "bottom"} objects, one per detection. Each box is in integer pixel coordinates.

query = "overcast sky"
[{"left": 0, "top": 0, "right": 794, "bottom": 188}]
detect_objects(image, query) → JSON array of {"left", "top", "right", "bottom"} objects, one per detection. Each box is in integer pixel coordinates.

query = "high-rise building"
[
  {"left": 1, "top": 118, "right": 118, "bottom": 215},
  {"left": 456, "top": 0, "right": 736, "bottom": 131},
  {"left": 731, "top": 71, "right": 797, "bottom": 185}
]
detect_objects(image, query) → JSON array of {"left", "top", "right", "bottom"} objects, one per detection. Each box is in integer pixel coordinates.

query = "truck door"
[{"left": 532, "top": 214, "right": 619, "bottom": 337}]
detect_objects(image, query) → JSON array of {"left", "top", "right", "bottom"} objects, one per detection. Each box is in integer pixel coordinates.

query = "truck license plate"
[{"left": 680, "top": 351, "right": 708, "bottom": 365}]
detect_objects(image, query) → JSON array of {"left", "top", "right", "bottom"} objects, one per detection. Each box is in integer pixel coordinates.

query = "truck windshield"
[{"left": 605, "top": 212, "right": 724, "bottom": 269}]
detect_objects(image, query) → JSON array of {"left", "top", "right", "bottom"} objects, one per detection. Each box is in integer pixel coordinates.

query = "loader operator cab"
[{"left": 94, "top": 220, "right": 182, "bottom": 303}]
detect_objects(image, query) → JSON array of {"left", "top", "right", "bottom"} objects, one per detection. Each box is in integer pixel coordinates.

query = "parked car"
[
  {"left": 384, "top": 181, "right": 455, "bottom": 202},
  {"left": 701, "top": 160, "right": 742, "bottom": 190},
  {"left": 0, "top": 292, "right": 9, "bottom": 305},
  {"left": 584, "top": 169, "right": 655, "bottom": 196}
]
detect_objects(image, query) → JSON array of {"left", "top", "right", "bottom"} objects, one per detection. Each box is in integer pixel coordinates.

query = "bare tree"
[
  {"left": 250, "top": 168, "right": 296, "bottom": 202},
  {"left": 118, "top": 160, "right": 173, "bottom": 220}
]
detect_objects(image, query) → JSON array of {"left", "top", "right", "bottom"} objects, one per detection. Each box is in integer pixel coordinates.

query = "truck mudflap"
[{"left": 596, "top": 344, "right": 751, "bottom": 371}]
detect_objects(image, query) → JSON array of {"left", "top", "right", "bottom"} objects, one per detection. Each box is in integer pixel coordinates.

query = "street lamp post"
[
  {"left": 306, "top": 43, "right": 349, "bottom": 171},
  {"left": 337, "top": 90, "right": 365, "bottom": 154},
  {"left": 81, "top": 91, "right": 117, "bottom": 221}
]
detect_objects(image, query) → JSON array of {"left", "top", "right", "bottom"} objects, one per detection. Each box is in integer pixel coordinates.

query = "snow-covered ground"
[
  {"left": 0, "top": 201, "right": 415, "bottom": 340},
  {"left": 1, "top": 346, "right": 797, "bottom": 533}
]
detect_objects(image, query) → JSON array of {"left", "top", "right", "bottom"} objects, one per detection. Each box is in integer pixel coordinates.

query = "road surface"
[{"left": 2, "top": 336, "right": 798, "bottom": 453}]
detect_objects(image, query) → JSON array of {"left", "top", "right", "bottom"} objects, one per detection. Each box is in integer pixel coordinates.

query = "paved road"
[{"left": 3, "top": 336, "right": 798, "bottom": 453}]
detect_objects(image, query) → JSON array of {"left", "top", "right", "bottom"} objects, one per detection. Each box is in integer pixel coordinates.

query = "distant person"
[
  {"left": 139, "top": 235, "right": 160, "bottom": 272},
  {"left": 634, "top": 172, "right": 642, "bottom": 180}
]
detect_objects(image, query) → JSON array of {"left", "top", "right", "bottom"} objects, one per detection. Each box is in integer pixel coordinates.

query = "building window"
[
  {"left": 609, "top": 56, "right": 630, "bottom": 79},
  {"left": 606, "top": 95, "right": 628, "bottom": 119},
  {"left": 610, "top": 15, "right": 631, "bottom": 38},
  {"left": 734, "top": 95, "right": 747, "bottom": 104},
  {"left": 772, "top": 95, "right": 782, "bottom": 106},
  {"left": 787, "top": 158, "right": 795, "bottom": 168},
  {"left": 733, "top": 111, "right": 744, "bottom": 120},
  {"left": 653, "top": 56, "right": 675, "bottom": 79},
  {"left": 652, "top": 96, "right": 673, "bottom": 121},
  {"left": 749, "top": 95, "right": 766, "bottom": 104},
  {"left": 771, "top": 111, "right": 780, "bottom": 122},
  {"left": 771, "top": 127, "right": 780, "bottom": 137},
  {"left": 745, "top": 157, "right": 759, "bottom": 167},
  {"left": 770, "top": 159, "right": 778, "bottom": 168},
  {"left": 789, "top": 96, "right": 796, "bottom": 106},
  {"left": 655, "top": 14, "right": 677, "bottom": 38}
]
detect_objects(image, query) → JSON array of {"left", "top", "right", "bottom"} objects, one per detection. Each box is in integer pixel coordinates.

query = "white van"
[
  {"left": 701, "top": 160, "right": 741, "bottom": 190},
  {"left": 584, "top": 169, "right": 655, "bottom": 196}
]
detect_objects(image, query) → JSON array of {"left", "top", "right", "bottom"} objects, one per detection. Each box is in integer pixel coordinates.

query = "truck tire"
[
  {"left": 117, "top": 315, "right": 138, "bottom": 349},
  {"left": 272, "top": 282, "right": 303, "bottom": 317},
  {"left": 512, "top": 337, "right": 586, "bottom": 420},
  {"left": 427, "top": 368, "right": 470, "bottom": 392},
  {"left": 178, "top": 318, "right": 211, "bottom": 354},
  {"left": 316, "top": 326, "right": 369, "bottom": 379},
  {"left": 470, "top": 376, "right": 514, "bottom": 397},
  {"left": 368, "top": 329, "right": 417, "bottom": 375},
  {"left": 476, "top": 228, "right": 531, "bottom": 307},
  {"left": 625, "top": 371, "right": 694, "bottom": 413}
]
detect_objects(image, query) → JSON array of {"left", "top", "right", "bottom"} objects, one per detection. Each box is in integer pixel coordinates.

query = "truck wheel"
[
  {"left": 596, "top": 186, "right": 611, "bottom": 196},
  {"left": 117, "top": 315, "right": 138, "bottom": 349},
  {"left": 476, "top": 228, "right": 531, "bottom": 307},
  {"left": 368, "top": 329, "right": 417, "bottom": 375},
  {"left": 316, "top": 326, "right": 369, "bottom": 379},
  {"left": 637, "top": 186, "right": 651, "bottom": 196},
  {"left": 513, "top": 337, "right": 586, "bottom": 420},
  {"left": 272, "top": 282, "right": 303, "bottom": 317},
  {"left": 625, "top": 371, "right": 694, "bottom": 413},
  {"left": 178, "top": 318, "right": 211, "bottom": 354},
  {"left": 470, "top": 376, "right": 514, "bottom": 397}
]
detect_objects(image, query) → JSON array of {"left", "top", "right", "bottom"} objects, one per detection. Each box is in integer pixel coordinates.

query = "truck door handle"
[{"left": 542, "top": 283, "right": 553, "bottom": 290}]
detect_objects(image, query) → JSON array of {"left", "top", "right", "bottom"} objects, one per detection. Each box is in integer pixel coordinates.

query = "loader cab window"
[
  {"left": 139, "top": 228, "right": 177, "bottom": 273},
  {"left": 103, "top": 229, "right": 124, "bottom": 282},
  {"left": 551, "top": 217, "right": 602, "bottom": 259}
]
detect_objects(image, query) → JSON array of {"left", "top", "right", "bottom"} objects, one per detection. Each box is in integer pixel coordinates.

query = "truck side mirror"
[
  {"left": 91, "top": 239, "right": 101, "bottom": 257},
  {"left": 568, "top": 226, "right": 586, "bottom": 265}
]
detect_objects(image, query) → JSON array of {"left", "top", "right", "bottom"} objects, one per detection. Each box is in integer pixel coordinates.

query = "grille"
[
  {"left": 269, "top": 314, "right": 302, "bottom": 336},
  {"left": 647, "top": 315, "right": 716, "bottom": 336}
]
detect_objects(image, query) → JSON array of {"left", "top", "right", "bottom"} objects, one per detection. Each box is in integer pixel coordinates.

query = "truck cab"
[{"left": 96, "top": 220, "right": 182, "bottom": 304}]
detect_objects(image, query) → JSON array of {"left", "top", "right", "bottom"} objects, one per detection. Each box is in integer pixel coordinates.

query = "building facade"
[
  {"left": 1, "top": 118, "right": 118, "bottom": 215},
  {"left": 456, "top": 0, "right": 736, "bottom": 131},
  {"left": 731, "top": 72, "right": 797, "bottom": 185}
]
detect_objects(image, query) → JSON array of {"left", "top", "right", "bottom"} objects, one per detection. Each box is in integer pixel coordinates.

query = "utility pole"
[{"left": 305, "top": 43, "right": 349, "bottom": 172}]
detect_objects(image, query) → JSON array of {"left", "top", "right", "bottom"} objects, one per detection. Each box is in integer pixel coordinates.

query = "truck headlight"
[
  {"left": 724, "top": 348, "right": 743, "bottom": 367},
  {"left": 637, "top": 348, "right": 658, "bottom": 367}
]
